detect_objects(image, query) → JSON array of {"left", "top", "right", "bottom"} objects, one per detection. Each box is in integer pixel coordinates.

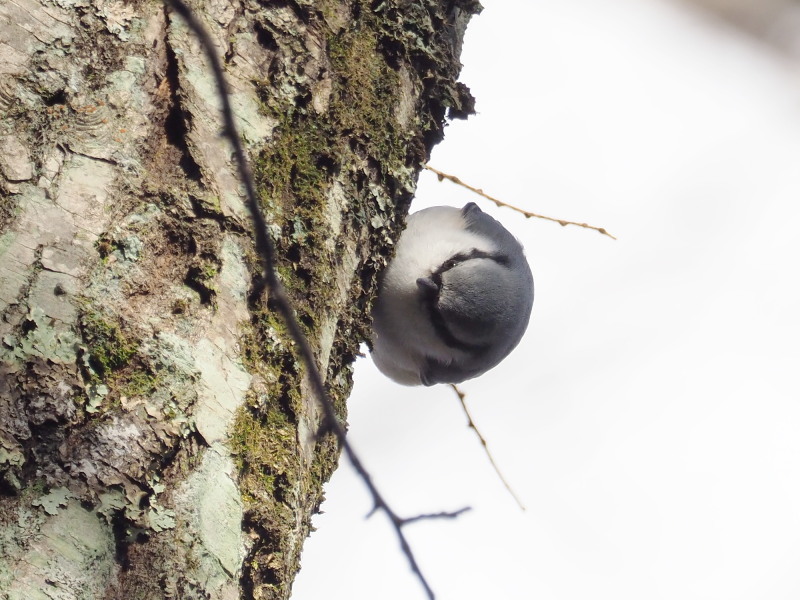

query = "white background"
[{"left": 293, "top": 0, "right": 800, "bottom": 598}]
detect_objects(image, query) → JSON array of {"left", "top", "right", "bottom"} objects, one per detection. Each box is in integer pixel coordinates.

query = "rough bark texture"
[{"left": 0, "top": 0, "right": 479, "bottom": 598}]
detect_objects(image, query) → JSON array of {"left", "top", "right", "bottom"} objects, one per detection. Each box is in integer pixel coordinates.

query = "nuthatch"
[{"left": 371, "top": 202, "right": 534, "bottom": 386}]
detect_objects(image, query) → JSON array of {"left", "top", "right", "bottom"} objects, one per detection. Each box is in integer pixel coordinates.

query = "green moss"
[
  {"left": 120, "top": 369, "right": 161, "bottom": 397},
  {"left": 245, "top": 1, "right": 420, "bottom": 357},
  {"left": 228, "top": 0, "right": 480, "bottom": 593},
  {"left": 80, "top": 310, "right": 138, "bottom": 376},
  {"left": 327, "top": 23, "right": 407, "bottom": 168},
  {"left": 233, "top": 3, "right": 436, "bottom": 589},
  {"left": 230, "top": 401, "right": 297, "bottom": 504},
  {"left": 201, "top": 263, "right": 218, "bottom": 279},
  {"left": 77, "top": 309, "right": 170, "bottom": 417},
  {"left": 239, "top": 0, "right": 407, "bottom": 510},
  {"left": 253, "top": 4, "right": 412, "bottom": 227},
  {"left": 240, "top": 307, "right": 289, "bottom": 371},
  {"left": 256, "top": 116, "right": 335, "bottom": 212}
]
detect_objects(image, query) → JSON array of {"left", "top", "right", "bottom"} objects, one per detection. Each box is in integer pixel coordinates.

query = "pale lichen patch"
[
  {"left": 0, "top": 307, "right": 82, "bottom": 364},
  {"left": 193, "top": 337, "right": 252, "bottom": 444},
  {"left": 173, "top": 447, "right": 245, "bottom": 591},
  {"left": 31, "top": 486, "right": 73, "bottom": 516},
  {"left": 3, "top": 501, "right": 116, "bottom": 600},
  {"left": 0, "top": 136, "right": 33, "bottom": 182}
]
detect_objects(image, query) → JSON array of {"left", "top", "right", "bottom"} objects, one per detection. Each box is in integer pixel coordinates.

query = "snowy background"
[{"left": 293, "top": 0, "right": 800, "bottom": 598}]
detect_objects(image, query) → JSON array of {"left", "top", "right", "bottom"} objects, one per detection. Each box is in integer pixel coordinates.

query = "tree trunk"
[{"left": 0, "top": 0, "right": 479, "bottom": 597}]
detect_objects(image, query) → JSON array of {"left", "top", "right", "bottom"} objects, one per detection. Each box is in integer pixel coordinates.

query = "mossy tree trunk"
[{"left": 0, "top": 0, "right": 478, "bottom": 598}]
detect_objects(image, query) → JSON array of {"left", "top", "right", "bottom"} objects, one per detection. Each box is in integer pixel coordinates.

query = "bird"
[{"left": 370, "top": 202, "right": 534, "bottom": 386}]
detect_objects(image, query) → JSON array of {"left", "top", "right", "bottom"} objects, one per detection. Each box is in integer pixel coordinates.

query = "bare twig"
[
  {"left": 399, "top": 507, "right": 472, "bottom": 526},
  {"left": 164, "top": 2, "right": 465, "bottom": 598},
  {"left": 423, "top": 164, "right": 617, "bottom": 240},
  {"left": 449, "top": 384, "right": 526, "bottom": 511}
]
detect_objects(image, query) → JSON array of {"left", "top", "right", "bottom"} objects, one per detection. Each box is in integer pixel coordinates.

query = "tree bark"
[{"left": 0, "top": 0, "right": 479, "bottom": 598}]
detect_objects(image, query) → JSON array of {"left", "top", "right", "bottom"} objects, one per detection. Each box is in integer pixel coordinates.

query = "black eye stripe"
[{"left": 435, "top": 249, "right": 508, "bottom": 276}]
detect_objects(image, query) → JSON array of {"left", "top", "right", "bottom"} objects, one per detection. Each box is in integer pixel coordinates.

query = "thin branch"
[
  {"left": 449, "top": 384, "right": 526, "bottom": 511},
  {"left": 423, "top": 164, "right": 617, "bottom": 240},
  {"left": 399, "top": 507, "right": 472, "bottom": 526},
  {"left": 164, "top": 2, "right": 465, "bottom": 598}
]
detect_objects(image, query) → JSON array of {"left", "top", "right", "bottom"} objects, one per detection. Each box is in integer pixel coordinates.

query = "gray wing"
[
  {"left": 461, "top": 203, "right": 532, "bottom": 276},
  {"left": 462, "top": 202, "right": 534, "bottom": 335},
  {"left": 420, "top": 355, "right": 484, "bottom": 386}
]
